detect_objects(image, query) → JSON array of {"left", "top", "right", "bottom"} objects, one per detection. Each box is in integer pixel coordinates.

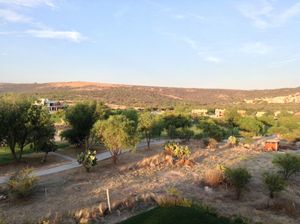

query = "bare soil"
[{"left": 0, "top": 141, "right": 299, "bottom": 224}]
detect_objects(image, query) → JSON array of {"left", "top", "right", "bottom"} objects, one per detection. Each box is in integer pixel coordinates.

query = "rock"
[
  {"left": 204, "top": 186, "right": 213, "bottom": 194},
  {"left": 0, "top": 195, "right": 7, "bottom": 200}
]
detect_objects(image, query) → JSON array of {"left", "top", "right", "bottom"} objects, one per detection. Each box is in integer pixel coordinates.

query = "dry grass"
[
  {"left": 0, "top": 142, "right": 299, "bottom": 224},
  {"left": 203, "top": 167, "right": 224, "bottom": 187}
]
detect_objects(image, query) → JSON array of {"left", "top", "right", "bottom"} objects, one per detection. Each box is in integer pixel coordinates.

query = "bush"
[
  {"left": 203, "top": 167, "right": 224, "bottom": 187},
  {"left": 272, "top": 153, "right": 300, "bottom": 180},
  {"left": 227, "top": 136, "right": 237, "bottom": 146},
  {"left": 177, "top": 128, "right": 194, "bottom": 142},
  {"left": 203, "top": 138, "right": 218, "bottom": 149},
  {"left": 77, "top": 150, "right": 97, "bottom": 172},
  {"left": 164, "top": 142, "right": 191, "bottom": 160},
  {"left": 263, "top": 171, "right": 286, "bottom": 199},
  {"left": 224, "top": 167, "right": 251, "bottom": 199},
  {"left": 7, "top": 168, "right": 38, "bottom": 199}
]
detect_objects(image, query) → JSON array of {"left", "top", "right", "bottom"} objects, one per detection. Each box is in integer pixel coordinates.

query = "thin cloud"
[
  {"left": 25, "top": 29, "right": 85, "bottom": 42},
  {"left": 268, "top": 56, "right": 299, "bottom": 68},
  {"left": 0, "top": 9, "right": 32, "bottom": 23},
  {"left": 0, "top": 0, "right": 56, "bottom": 8},
  {"left": 237, "top": 0, "right": 300, "bottom": 29},
  {"left": 241, "top": 42, "right": 271, "bottom": 54},
  {"left": 170, "top": 12, "right": 205, "bottom": 22},
  {"left": 204, "top": 56, "right": 221, "bottom": 63}
]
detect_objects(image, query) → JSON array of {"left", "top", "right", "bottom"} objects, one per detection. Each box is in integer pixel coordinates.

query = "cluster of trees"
[
  {"left": 1, "top": 98, "right": 299, "bottom": 165},
  {"left": 0, "top": 98, "right": 56, "bottom": 162}
]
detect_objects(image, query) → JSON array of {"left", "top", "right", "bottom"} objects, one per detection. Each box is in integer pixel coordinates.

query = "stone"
[{"left": 204, "top": 186, "right": 213, "bottom": 194}]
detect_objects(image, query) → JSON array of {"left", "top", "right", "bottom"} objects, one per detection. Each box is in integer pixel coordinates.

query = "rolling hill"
[{"left": 0, "top": 82, "right": 299, "bottom": 109}]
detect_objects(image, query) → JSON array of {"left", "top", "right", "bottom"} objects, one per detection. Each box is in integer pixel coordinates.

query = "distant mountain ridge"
[{"left": 0, "top": 82, "right": 299, "bottom": 107}]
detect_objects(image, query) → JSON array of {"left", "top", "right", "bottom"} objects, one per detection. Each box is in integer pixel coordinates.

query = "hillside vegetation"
[{"left": 0, "top": 82, "right": 299, "bottom": 109}]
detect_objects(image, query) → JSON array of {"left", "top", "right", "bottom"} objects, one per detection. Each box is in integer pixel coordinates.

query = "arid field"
[{"left": 1, "top": 141, "right": 299, "bottom": 224}]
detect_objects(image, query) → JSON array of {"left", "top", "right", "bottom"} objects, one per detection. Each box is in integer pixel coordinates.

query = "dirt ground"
[
  {"left": 0, "top": 141, "right": 299, "bottom": 224},
  {"left": 0, "top": 153, "right": 68, "bottom": 177}
]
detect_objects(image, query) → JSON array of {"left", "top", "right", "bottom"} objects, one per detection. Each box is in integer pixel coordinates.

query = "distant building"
[
  {"left": 215, "top": 109, "right": 225, "bottom": 118},
  {"left": 256, "top": 111, "right": 266, "bottom": 117},
  {"left": 191, "top": 109, "right": 208, "bottom": 116},
  {"left": 264, "top": 139, "right": 280, "bottom": 151},
  {"left": 34, "top": 98, "right": 65, "bottom": 112},
  {"left": 237, "top": 110, "right": 246, "bottom": 116},
  {"left": 295, "top": 112, "right": 300, "bottom": 117},
  {"left": 274, "top": 111, "right": 281, "bottom": 117}
]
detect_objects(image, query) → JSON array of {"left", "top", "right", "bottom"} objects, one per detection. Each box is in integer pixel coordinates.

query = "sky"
[{"left": 0, "top": 0, "right": 300, "bottom": 89}]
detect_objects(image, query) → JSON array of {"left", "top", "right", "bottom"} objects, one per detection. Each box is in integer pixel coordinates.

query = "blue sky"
[{"left": 0, "top": 0, "right": 300, "bottom": 89}]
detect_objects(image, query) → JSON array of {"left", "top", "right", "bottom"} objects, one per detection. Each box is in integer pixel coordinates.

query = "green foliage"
[
  {"left": 120, "top": 206, "right": 250, "bottom": 224},
  {"left": 227, "top": 136, "right": 237, "bottom": 146},
  {"left": 268, "top": 114, "right": 300, "bottom": 142},
  {"left": 94, "top": 115, "right": 138, "bottom": 164},
  {"left": 164, "top": 142, "right": 191, "bottom": 160},
  {"left": 77, "top": 150, "right": 97, "bottom": 172},
  {"left": 0, "top": 98, "right": 55, "bottom": 162},
  {"left": 61, "top": 102, "right": 99, "bottom": 147},
  {"left": 238, "top": 116, "right": 263, "bottom": 137},
  {"left": 176, "top": 127, "right": 194, "bottom": 142},
  {"left": 115, "top": 109, "right": 139, "bottom": 130},
  {"left": 7, "top": 168, "right": 38, "bottom": 199},
  {"left": 163, "top": 114, "right": 192, "bottom": 139},
  {"left": 263, "top": 171, "right": 286, "bottom": 199},
  {"left": 272, "top": 153, "right": 300, "bottom": 180},
  {"left": 138, "top": 112, "right": 163, "bottom": 149},
  {"left": 198, "top": 118, "right": 226, "bottom": 141},
  {"left": 224, "top": 167, "right": 251, "bottom": 199},
  {"left": 29, "top": 105, "right": 56, "bottom": 162}
]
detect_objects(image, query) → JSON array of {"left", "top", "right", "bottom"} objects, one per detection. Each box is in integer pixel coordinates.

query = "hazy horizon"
[
  {"left": 1, "top": 80, "right": 300, "bottom": 91},
  {"left": 1, "top": 0, "right": 300, "bottom": 89}
]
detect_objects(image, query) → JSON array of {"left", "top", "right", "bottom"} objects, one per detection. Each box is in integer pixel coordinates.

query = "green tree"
[
  {"left": 61, "top": 102, "right": 99, "bottom": 149},
  {"left": 29, "top": 105, "right": 56, "bottom": 163},
  {"left": 94, "top": 115, "right": 138, "bottom": 164},
  {"left": 0, "top": 99, "right": 32, "bottom": 162},
  {"left": 272, "top": 153, "right": 300, "bottom": 180},
  {"left": 238, "top": 116, "right": 263, "bottom": 137},
  {"left": 138, "top": 112, "right": 163, "bottom": 149},
  {"left": 263, "top": 171, "right": 285, "bottom": 199},
  {"left": 163, "top": 114, "right": 192, "bottom": 139},
  {"left": 224, "top": 167, "right": 251, "bottom": 199}
]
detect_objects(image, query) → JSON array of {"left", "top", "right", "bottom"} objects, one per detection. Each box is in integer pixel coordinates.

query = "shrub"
[
  {"left": 7, "top": 168, "right": 38, "bottom": 199},
  {"left": 164, "top": 142, "right": 191, "bottom": 160},
  {"left": 227, "top": 136, "right": 237, "bottom": 146},
  {"left": 77, "top": 150, "right": 97, "bottom": 172},
  {"left": 156, "top": 196, "right": 193, "bottom": 208},
  {"left": 272, "top": 153, "right": 300, "bottom": 180},
  {"left": 203, "top": 138, "right": 218, "bottom": 149},
  {"left": 263, "top": 171, "right": 286, "bottom": 199},
  {"left": 177, "top": 128, "right": 194, "bottom": 142},
  {"left": 203, "top": 167, "right": 224, "bottom": 187},
  {"left": 224, "top": 167, "right": 251, "bottom": 199}
]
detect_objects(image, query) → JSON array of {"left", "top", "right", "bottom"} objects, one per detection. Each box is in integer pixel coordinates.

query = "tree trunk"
[
  {"left": 145, "top": 131, "right": 151, "bottom": 150},
  {"left": 112, "top": 154, "right": 117, "bottom": 164},
  {"left": 146, "top": 138, "right": 151, "bottom": 150},
  {"left": 8, "top": 140, "right": 18, "bottom": 162},
  {"left": 18, "top": 145, "right": 24, "bottom": 162},
  {"left": 41, "top": 152, "right": 48, "bottom": 163}
]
